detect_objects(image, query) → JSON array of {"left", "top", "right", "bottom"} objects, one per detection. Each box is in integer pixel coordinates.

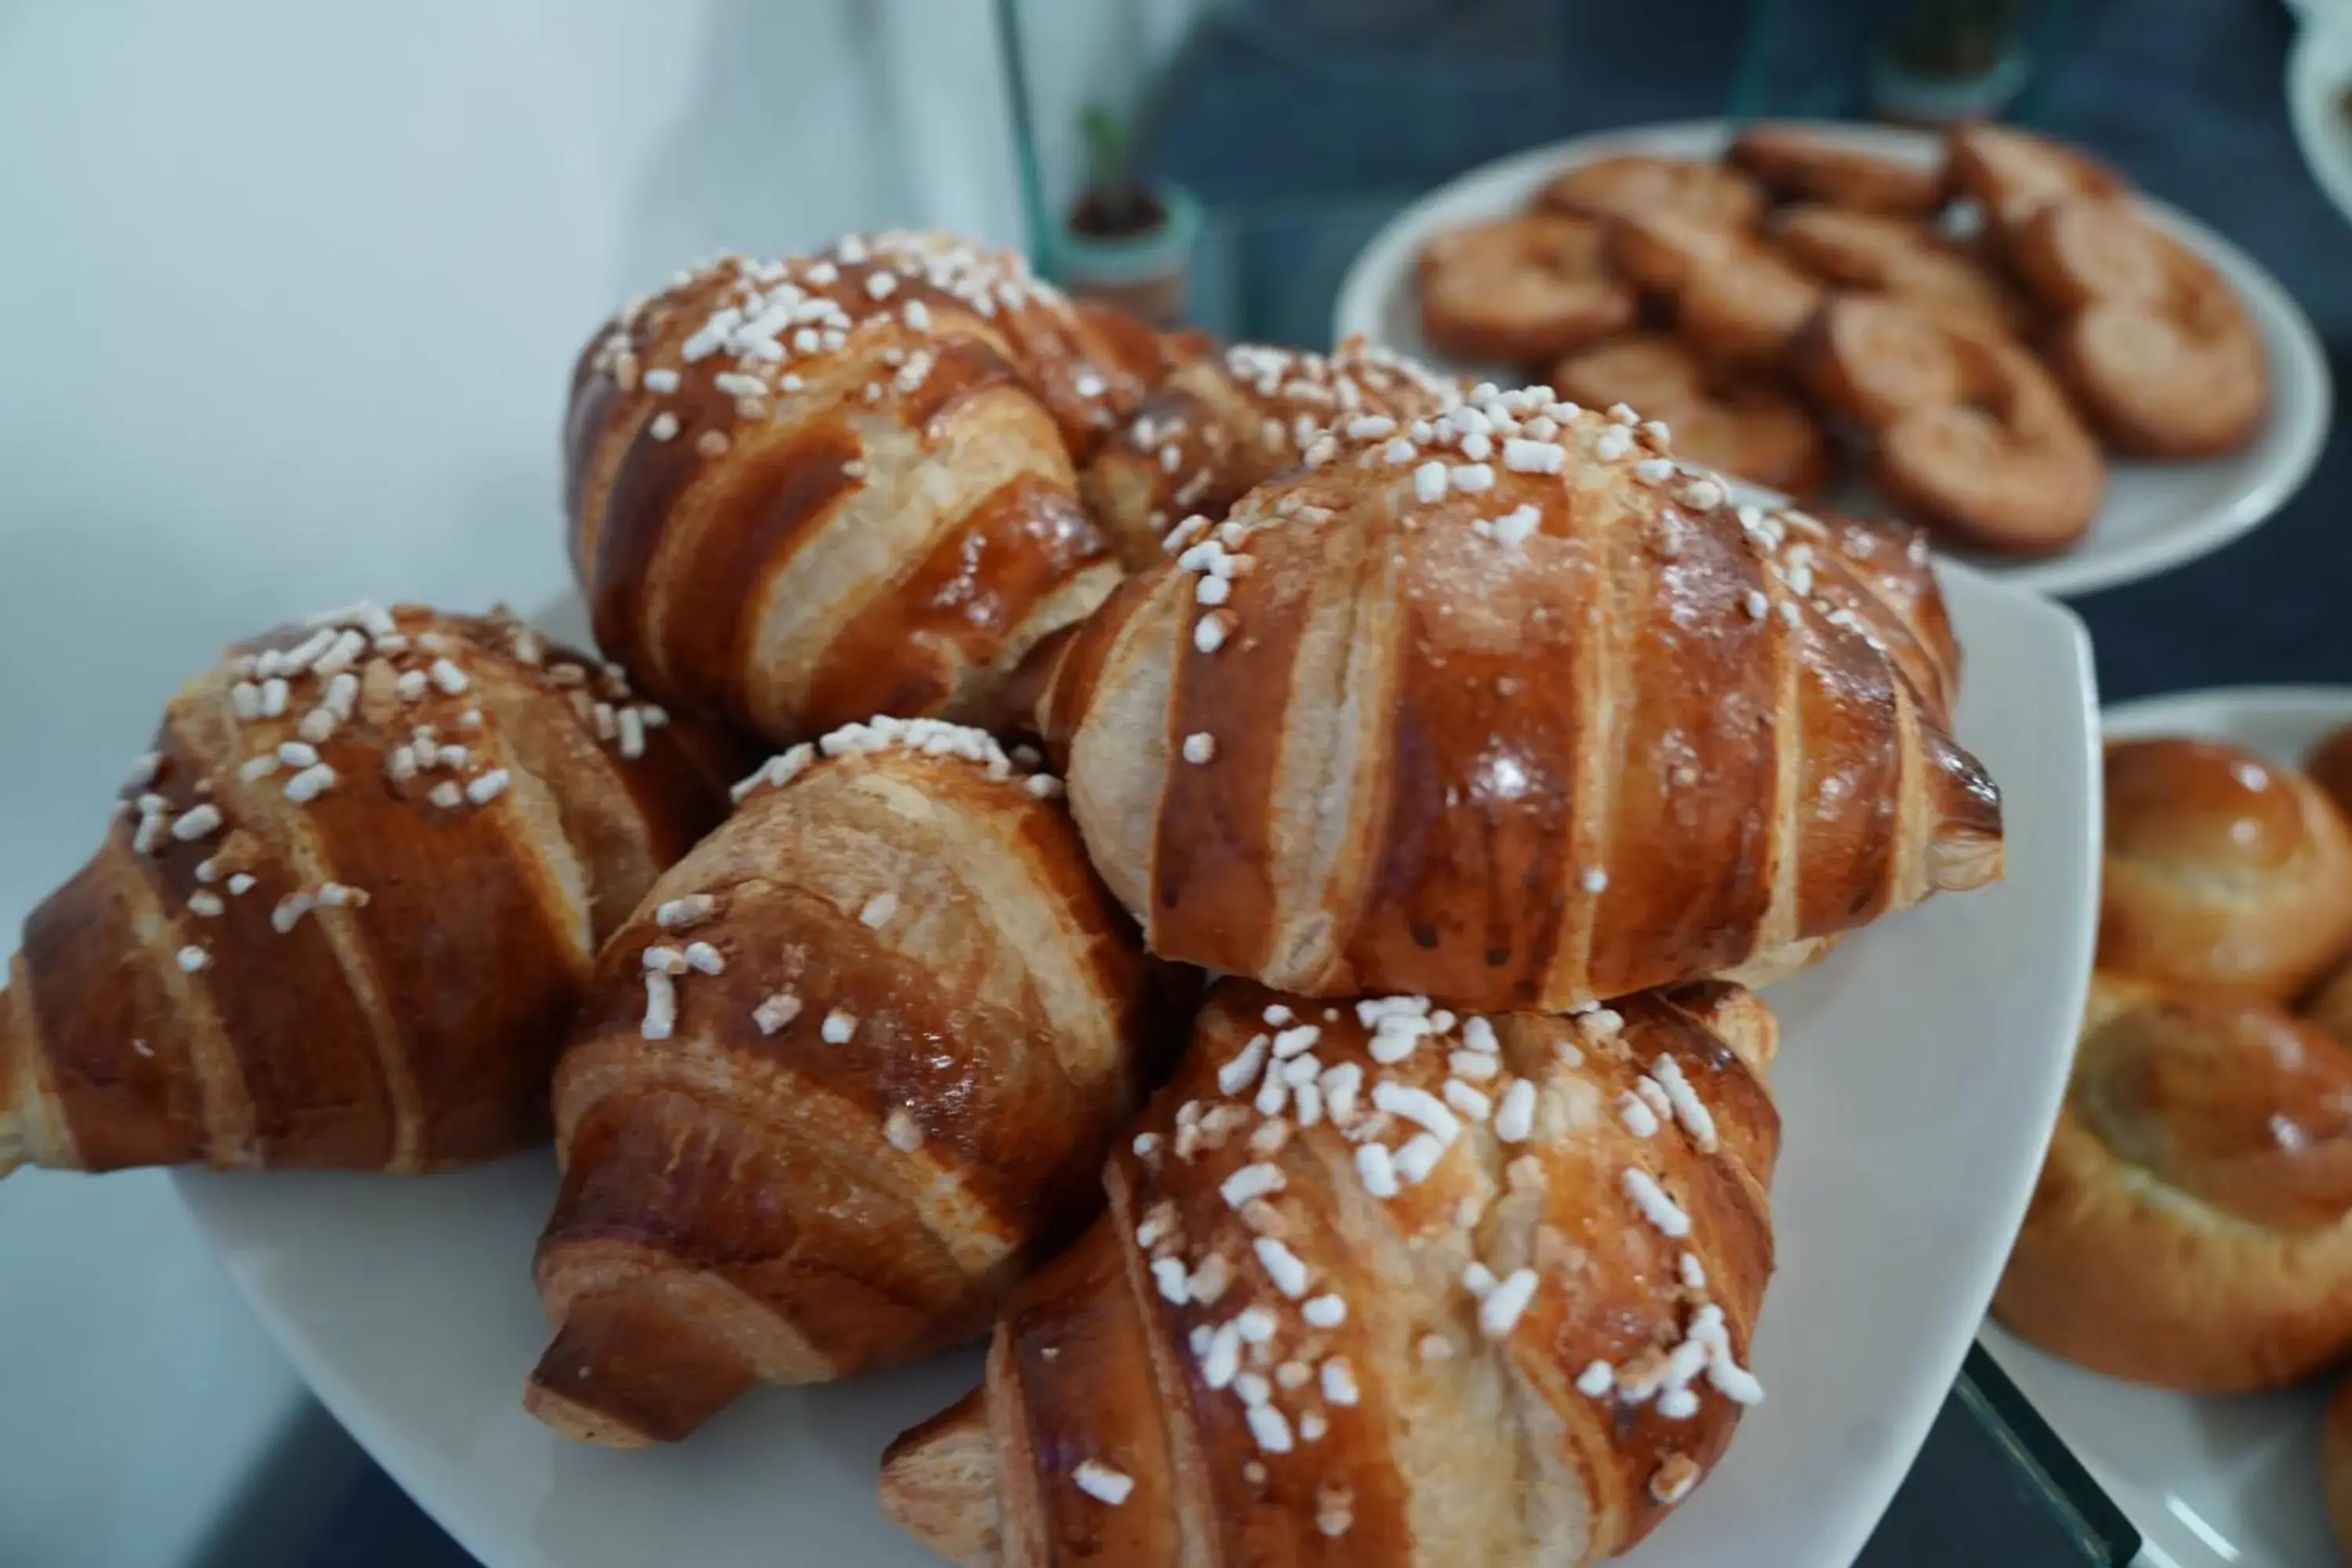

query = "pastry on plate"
[
  {"left": 564, "top": 235, "right": 1125, "bottom": 746},
  {"left": 1796, "top": 295, "right": 2103, "bottom": 555},
  {"left": 1606, "top": 209, "right": 1824, "bottom": 372},
  {"left": 525, "top": 719, "right": 1191, "bottom": 1445},
  {"left": 2100, "top": 736, "right": 2352, "bottom": 1001},
  {"left": 1020, "top": 384, "right": 2003, "bottom": 1011},
  {"left": 1083, "top": 339, "right": 1461, "bottom": 566},
  {"left": 2009, "top": 198, "right": 2267, "bottom": 457},
  {"left": 1537, "top": 154, "right": 1766, "bottom": 232},
  {"left": 1945, "top": 122, "right": 2129, "bottom": 236},
  {"left": 1771, "top": 204, "right": 2034, "bottom": 339},
  {"left": 880, "top": 979, "right": 1780, "bottom": 1566},
  {"left": 1551, "top": 334, "right": 1830, "bottom": 499},
  {"left": 2307, "top": 720, "right": 2352, "bottom": 822},
  {"left": 1995, "top": 972, "right": 2352, "bottom": 1391},
  {"left": 0, "top": 604, "right": 742, "bottom": 1175},
  {"left": 1416, "top": 213, "right": 1638, "bottom": 365},
  {"left": 1727, "top": 123, "right": 1947, "bottom": 216},
  {"left": 2325, "top": 1372, "right": 2352, "bottom": 1563}
]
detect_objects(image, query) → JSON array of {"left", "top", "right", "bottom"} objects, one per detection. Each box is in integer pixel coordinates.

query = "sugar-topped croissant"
[
  {"left": 1022, "top": 385, "right": 2003, "bottom": 1011},
  {"left": 1082, "top": 338, "right": 1462, "bottom": 566},
  {"left": 564, "top": 233, "right": 1147, "bottom": 746},
  {"left": 880, "top": 978, "right": 1780, "bottom": 1564},
  {"left": 525, "top": 718, "right": 1194, "bottom": 1446},
  {"left": 0, "top": 604, "right": 742, "bottom": 1175}
]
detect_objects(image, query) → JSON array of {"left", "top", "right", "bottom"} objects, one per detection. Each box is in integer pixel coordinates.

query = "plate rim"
[
  {"left": 1330, "top": 117, "right": 2333, "bottom": 601},
  {"left": 172, "top": 564, "right": 2104, "bottom": 1568},
  {"left": 2288, "top": 20, "right": 2352, "bottom": 230}
]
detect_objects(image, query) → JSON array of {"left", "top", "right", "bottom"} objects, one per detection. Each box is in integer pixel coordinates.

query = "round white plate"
[
  {"left": 1332, "top": 120, "right": 2333, "bottom": 600},
  {"left": 2291, "top": 18, "right": 2352, "bottom": 228},
  {"left": 176, "top": 568, "right": 2100, "bottom": 1568},
  {"left": 1981, "top": 683, "right": 2352, "bottom": 1568}
]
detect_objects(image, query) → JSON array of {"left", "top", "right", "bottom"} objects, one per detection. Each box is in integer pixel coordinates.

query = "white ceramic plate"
[
  {"left": 178, "top": 568, "right": 2100, "bottom": 1568},
  {"left": 1981, "top": 684, "right": 2352, "bottom": 1568},
  {"left": 1332, "top": 120, "right": 2333, "bottom": 600},
  {"left": 2291, "top": 17, "right": 2352, "bottom": 229}
]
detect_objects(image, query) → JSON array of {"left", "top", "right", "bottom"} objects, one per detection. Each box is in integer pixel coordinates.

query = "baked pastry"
[
  {"left": 0, "top": 604, "right": 742, "bottom": 1175},
  {"left": 2100, "top": 737, "right": 2352, "bottom": 1001},
  {"left": 1082, "top": 339, "right": 1461, "bottom": 567},
  {"left": 1538, "top": 154, "right": 1766, "bottom": 231},
  {"left": 1551, "top": 335, "right": 1830, "bottom": 499},
  {"left": 1994, "top": 972, "right": 2352, "bottom": 1392},
  {"left": 1606, "top": 209, "right": 1824, "bottom": 371},
  {"left": 1020, "top": 384, "right": 2004, "bottom": 1011},
  {"left": 2312, "top": 958, "right": 2352, "bottom": 1051},
  {"left": 2307, "top": 721, "right": 2352, "bottom": 823},
  {"left": 1417, "top": 214, "right": 1638, "bottom": 364},
  {"left": 1772, "top": 205, "right": 2034, "bottom": 337},
  {"left": 2325, "top": 1372, "right": 2352, "bottom": 1562},
  {"left": 1796, "top": 295, "right": 2103, "bottom": 554},
  {"left": 526, "top": 717, "right": 1190, "bottom": 1446},
  {"left": 1727, "top": 124, "right": 1947, "bottom": 216},
  {"left": 1946, "top": 123, "right": 2127, "bottom": 235},
  {"left": 856, "top": 233, "right": 1175, "bottom": 462},
  {"left": 2009, "top": 198, "right": 2267, "bottom": 456},
  {"left": 1759, "top": 506, "right": 1962, "bottom": 728},
  {"left": 564, "top": 236, "right": 1125, "bottom": 746},
  {"left": 880, "top": 978, "right": 1780, "bottom": 1565}
]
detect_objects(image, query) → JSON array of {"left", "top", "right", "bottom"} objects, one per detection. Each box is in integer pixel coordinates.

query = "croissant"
[
  {"left": 564, "top": 234, "right": 1127, "bottom": 746},
  {"left": 525, "top": 718, "right": 1193, "bottom": 1446},
  {"left": 880, "top": 978, "right": 1780, "bottom": 1565},
  {"left": 0, "top": 604, "right": 741, "bottom": 1176},
  {"left": 857, "top": 231, "right": 1179, "bottom": 462},
  {"left": 1081, "top": 339, "right": 1461, "bottom": 567},
  {"left": 1022, "top": 385, "right": 2002, "bottom": 1011}
]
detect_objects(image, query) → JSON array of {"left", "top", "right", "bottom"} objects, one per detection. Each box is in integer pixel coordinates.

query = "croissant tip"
[
  {"left": 521, "top": 1292, "right": 753, "bottom": 1447},
  {"left": 879, "top": 1386, "right": 1001, "bottom": 1564},
  {"left": 1931, "top": 829, "right": 2005, "bottom": 891},
  {"left": 521, "top": 1373, "right": 658, "bottom": 1449}
]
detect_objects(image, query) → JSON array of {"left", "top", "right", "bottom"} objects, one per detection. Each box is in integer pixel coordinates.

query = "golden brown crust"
[
  {"left": 882, "top": 980, "right": 1781, "bottom": 1565},
  {"left": 1727, "top": 125, "right": 1947, "bottom": 216},
  {"left": 564, "top": 236, "right": 1124, "bottom": 746},
  {"left": 2325, "top": 1374, "right": 2352, "bottom": 1562},
  {"left": 2098, "top": 737, "right": 2352, "bottom": 1002},
  {"left": 1537, "top": 154, "right": 1766, "bottom": 232},
  {"left": 1082, "top": 341, "right": 1461, "bottom": 568},
  {"left": 1606, "top": 212, "right": 1824, "bottom": 372},
  {"left": 1945, "top": 123, "right": 2128, "bottom": 236},
  {"left": 2307, "top": 724, "right": 2352, "bottom": 825},
  {"left": 0, "top": 606, "right": 741, "bottom": 1177},
  {"left": 1795, "top": 296, "right": 2103, "bottom": 555},
  {"left": 1995, "top": 973, "right": 2352, "bottom": 1392},
  {"left": 2009, "top": 200, "right": 2267, "bottom": 457},
  {"left": 527, "top": 728, "right": 1192, "bottom": 1444},
  {"left": 1029, "top": 387, "right": 2002, "bottom": 1011},
  {"left": 1417, "top": 215, "right": 1637, "bottom": 364},
  {"left": 1551, "top": 335, "right": 1830, "bottom": 499},
  {"left": 1772, "top": 205, "right": 2034, "bottom": 338}
]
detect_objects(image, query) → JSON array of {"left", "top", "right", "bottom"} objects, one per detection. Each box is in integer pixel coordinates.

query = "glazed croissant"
[
  {"left": 0, "top": 604, "right": 740, "bottom": 1176},
  {"left": 526, "top": 718, "right": 1193, "bottom": 1446},
  {"left": 1023, "top": 385, "right": 2002, "bottom": 1011},
  {"left": 564, "top": 234, "right": 1131, "bottom": 746},
  {"left": 880, "top": 978, "right": 1780, "bottom": 1565},
  {"left": 1081, "top": 338, "right": 1462, "bottom": 567}
]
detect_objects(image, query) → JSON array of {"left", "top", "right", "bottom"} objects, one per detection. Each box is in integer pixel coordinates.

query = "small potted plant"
[
  {"left": 1052, "top": 101, "right": 1201, "bottom": 328},
  {"left": 1870, "top": 0, "right": 2034, "bottom": 125}
]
